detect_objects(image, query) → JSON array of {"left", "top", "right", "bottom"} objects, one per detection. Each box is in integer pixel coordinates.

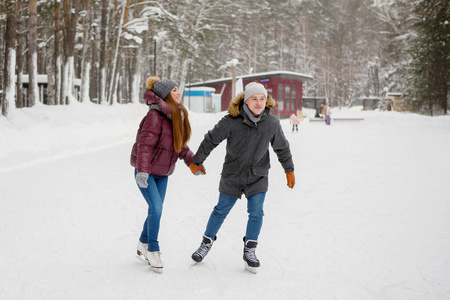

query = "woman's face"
[{"left": 170, "top": 87, "right": 181, "bottom": 104}]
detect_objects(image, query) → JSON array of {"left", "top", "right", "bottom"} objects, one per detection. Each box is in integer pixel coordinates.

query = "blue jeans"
[
  {"left": 204, "top": 192, "right": 266, "bottom": 242},
  {"left": 135, "top": 170, "right": 168, "bottom": 252}
]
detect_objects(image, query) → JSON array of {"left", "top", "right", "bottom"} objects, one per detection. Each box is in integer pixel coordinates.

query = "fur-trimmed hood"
[
  {"left": 142, "top": 89, "right": 172, "bottom": 118},
  {"left": 228, "top": 92, "right": 276, "bottom": 117}
]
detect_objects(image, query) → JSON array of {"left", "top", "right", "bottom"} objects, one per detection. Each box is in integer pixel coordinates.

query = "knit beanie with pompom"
[{"left": 146, "top": 76, "right": 177, "bottom": 100}]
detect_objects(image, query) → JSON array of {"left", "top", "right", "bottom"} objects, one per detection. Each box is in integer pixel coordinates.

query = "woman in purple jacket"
[{"left": 130, "top": 76, "right": 202, "bottom": 272}]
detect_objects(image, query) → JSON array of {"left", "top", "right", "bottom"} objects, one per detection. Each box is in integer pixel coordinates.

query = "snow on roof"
[
  {"left": 187, "top": 70, "right": 313, "bottom": 87},
  {"left": 19, "top": 74, "right": 49, "bottom": 84},
  {"left": 386, "top": 92, "right": 403, "bottom": 97},
  {"left": 18, "top": 74, "right": 81, "bottom": 86},
  {"left": 185, "top": 86, "right": 216, "bottom": 91}
]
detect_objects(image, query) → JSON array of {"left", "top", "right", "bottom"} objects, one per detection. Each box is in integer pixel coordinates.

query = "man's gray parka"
[{"left": 192, "top": 92, "right": 294, "bottom": 198}]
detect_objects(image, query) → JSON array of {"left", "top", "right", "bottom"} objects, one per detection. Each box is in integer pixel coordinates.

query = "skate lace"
[
  {"left": 194, "top": 242, "right": 212, "bottom": 258},
  {"left": 154, "top": 252, "right": 162, "bottom": 263},
  {"left": 148, "top": 251, "right": 162, "bottom": 265},
  {"left": 245, "top": 247, "right": 258, "bottom": 262}
]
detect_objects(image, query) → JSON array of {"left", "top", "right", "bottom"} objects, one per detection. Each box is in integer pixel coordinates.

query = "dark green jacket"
[{"left": 193, "top": 93, "right": 294, "bottom": 198}]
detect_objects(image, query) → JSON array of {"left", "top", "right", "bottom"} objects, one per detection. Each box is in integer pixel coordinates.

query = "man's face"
[{"left": 245, "top": 94, "right": 267, "bottom": 117}]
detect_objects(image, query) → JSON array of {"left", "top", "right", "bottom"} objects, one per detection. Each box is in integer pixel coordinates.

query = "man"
[{"left": 189, "top": 82, "right": 295, "bottom": 273}]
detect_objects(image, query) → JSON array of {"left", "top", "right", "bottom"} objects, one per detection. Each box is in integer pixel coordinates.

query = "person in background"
[
  {"left": 326, "top": 104, "right": 332, "bottom": 125},
  {"left": 321, "top": 103, "right": 326, "bottom": 117},
  {"left": 130, "top": 76, "right": 204, "bottom": 272},
  {"left": 290, "top": 113, "right": 300, "bottom": 133},
  {"left": 188, "top": 82, "right": 295, "bottom": 273}
]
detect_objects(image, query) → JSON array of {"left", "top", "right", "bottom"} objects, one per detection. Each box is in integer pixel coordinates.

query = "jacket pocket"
[
  {"left": 251, "top": 167, "right": 268, "bottom": 177},
  {"left": 221, "top": 161, "right": 239, "bottom": 175},
  {"left": 151, "top": 148, "right": 161, "bottom": 164}
]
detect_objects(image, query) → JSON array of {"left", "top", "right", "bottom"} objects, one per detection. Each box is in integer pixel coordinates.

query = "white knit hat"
[{"left": 244, "top": 82, "right": 267, "bottom": 101}]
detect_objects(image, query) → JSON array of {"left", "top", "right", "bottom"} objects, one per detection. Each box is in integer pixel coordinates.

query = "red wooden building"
[{"left": 185, "top": 71, "right": 313, "bottom": 117}]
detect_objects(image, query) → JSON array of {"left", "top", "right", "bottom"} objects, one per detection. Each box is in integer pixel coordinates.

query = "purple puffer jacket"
[{"left": 130, "top": 90, "right": 194, "bottom": 176}]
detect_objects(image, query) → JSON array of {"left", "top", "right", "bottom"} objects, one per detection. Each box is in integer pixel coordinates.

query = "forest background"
[{"left": 0, "top": 0, "right": 448, "bottom": 118}]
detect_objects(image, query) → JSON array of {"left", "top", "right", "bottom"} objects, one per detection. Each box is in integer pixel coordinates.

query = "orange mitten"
[
  {"left": 189, "top": 162, "right": 206, "bottom": 175},
  {"left": 286, "top": 172, "right": 295, "bottom": 189}
]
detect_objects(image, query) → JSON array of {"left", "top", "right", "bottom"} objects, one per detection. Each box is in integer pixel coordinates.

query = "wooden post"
[{"left": 231, "top": 64, "right": 236, "bottom": 99}]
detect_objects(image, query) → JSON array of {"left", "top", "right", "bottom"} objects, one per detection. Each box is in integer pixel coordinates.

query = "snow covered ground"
[{"left": 1, "top": 102, "right": 449, "bottom": 300}]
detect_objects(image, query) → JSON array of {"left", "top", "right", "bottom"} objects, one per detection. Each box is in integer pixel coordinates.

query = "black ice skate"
[
  {"left": 243, "top": 239, "right": 260, "bottom": 273},
  {"left": 192, "top": 235, "right": 216, "bottom": 263}
]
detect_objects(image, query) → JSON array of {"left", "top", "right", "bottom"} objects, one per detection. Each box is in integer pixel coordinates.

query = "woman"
[{"left": 130, "top": 76, "right": 197, "bottom": 272}]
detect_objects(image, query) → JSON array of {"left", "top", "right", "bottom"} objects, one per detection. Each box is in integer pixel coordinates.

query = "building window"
[
  {"left": 278, "top": 84, "right": 284, "bottom": 110},
  {"left": 285, "top": 85, "right": 290, "bottom": 111},
  {"left": 291, "top": 86, "right": 296, "bottom": 110}
]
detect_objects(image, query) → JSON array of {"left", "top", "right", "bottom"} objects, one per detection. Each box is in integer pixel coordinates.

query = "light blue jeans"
[
  {"left": 135, "top": 170, "right": 168, "bottom": 252},
  {"left": 204, "top": 192, "right": 266, "bottom": 242}
]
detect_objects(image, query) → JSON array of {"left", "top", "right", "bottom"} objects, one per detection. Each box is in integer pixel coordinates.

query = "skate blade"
[
  {"left": 136, "top": 255, "right": 163, "bottom": 273},
  {"left": 191, "top": 259, "right": 199, "bottom": 265},
  {"left": 151, "top": 267, "right": 163, "bottom": 274},
  {"left": 136, "top": 254, "right": 149, "bottom": 265},
  {"left": 244, "top": 262, "right": 258, "bottom": 274}
]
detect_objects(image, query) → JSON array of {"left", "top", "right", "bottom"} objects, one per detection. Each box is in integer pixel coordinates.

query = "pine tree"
[{"left": 408, "top": 0, "right": 449, "bottom": 115}]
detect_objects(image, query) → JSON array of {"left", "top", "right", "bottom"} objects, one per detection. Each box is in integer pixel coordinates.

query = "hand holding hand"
[
  {"left": 136, "top": 172, "right": 149, "bottom": 188},
  {"left": 189, "top": 162, "right": 206, "bottom": 176},
  {"left": 286, "top": 172, "right": 295, "bottom": 189}
]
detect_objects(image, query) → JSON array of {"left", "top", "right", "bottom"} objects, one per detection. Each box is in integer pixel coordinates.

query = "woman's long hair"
[{"left": 165, "top": 94, "right": 191, "bottom": 152}]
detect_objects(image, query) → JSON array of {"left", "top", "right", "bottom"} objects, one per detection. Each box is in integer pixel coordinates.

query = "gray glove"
[{"left": 136, "top": 172, "right": 149, "bottom": 188}]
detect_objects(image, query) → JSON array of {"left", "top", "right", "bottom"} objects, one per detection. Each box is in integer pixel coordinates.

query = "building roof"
[
  {"left": 19, "top": 74, "right": 81, "bottom": 86},
  {"left": 187, "top": 70, "right": 313, "bottom": 87}
]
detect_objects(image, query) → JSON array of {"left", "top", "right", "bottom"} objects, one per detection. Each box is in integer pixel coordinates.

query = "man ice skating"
[{"left": 188, "top": 82, "right": 295, "bottom": 273}]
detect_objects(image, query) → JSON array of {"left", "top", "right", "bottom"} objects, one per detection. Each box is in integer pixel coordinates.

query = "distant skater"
[
  {"left": 326, "top": 104, "right": 332, "bottom": 125},
  {"left": 290, "top": 113, "right": 300, "bottom": 133}
]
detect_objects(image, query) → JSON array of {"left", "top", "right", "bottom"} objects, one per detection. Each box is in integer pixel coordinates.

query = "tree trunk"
[
  {"left": 108, "top": 0, "right": 130, "bottom": 104},
  {"left": 62, "top": 0, "right": 79, "bottom": 104},
  {"left": 80, "top": 0, "right": 91, "bottom": 104},
  {"left": 90, "top": 10, "right": 99, "bottom": 103},
  {"left": 98, "top": 0, "right": 109, "bottom": 104},
  {"left": 106, "top": 0, "right": 120, "bottom": 101},
  {"left": 0, "top": 16, "right": 3, "bottom": 102},
  {"left": 28, "top": 0, "right": 39, "bottom": 106},
  {"left": 130, "top": 47, "right": 142, "bottom": 104},
  {"left": 54, "top": 0, "right": 62, "bottom": 105},
  {"left": 2, "top": 0, "right": 16, "bottom": 118},
  {"left": 15, "top": 0, "right": 24, "bottom": 108}
]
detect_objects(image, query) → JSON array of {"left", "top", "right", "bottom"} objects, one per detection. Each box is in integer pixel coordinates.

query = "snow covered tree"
[
  {"left": 0, "top": 0, "right": 445, "bottom": 113},
  {"left": 108, "top": 0, "right": 132, "bottom": 104},
  {"left": 369, "top": 0, "right": 416, "bottom": 111},
  {"left": 61, "top": 0, "right": 79, "bottom": 104}
]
